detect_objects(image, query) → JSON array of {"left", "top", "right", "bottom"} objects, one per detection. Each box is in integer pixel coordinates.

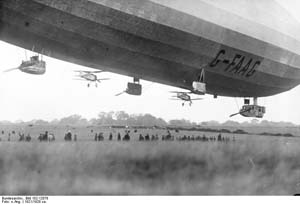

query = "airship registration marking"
[{"left": 209, "top": 49, "right": 261, "bottom": 78}]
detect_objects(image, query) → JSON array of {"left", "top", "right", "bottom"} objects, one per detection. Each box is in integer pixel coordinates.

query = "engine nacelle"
[
  {"left": 240, "top": 105, "right": 266, "bottom": 118},
  {"left": 192, "top": 81, "right": 206, "bottom": 94},
  {"left": 19, "top": 58, "right": 46, "bottom": 75},
  {"left": 126, "top": 82, "right": 142, "bottom": 96}
]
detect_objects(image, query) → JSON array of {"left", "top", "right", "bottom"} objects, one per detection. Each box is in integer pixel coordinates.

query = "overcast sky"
[{"left": 0, "top": 0, "right": 300, "bottom": 124}]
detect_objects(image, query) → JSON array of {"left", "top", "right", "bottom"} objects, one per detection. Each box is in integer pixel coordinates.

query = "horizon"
[{"left": 0, "top": 111, "right": 298, "bottom": 127}]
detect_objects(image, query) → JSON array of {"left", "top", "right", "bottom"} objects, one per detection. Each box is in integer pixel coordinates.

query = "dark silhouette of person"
[
  {"left": 139, "top": 134, "right": 144, "bottom": 141},
  {"left": 109, "top": 133, "right": 113, "bottom": 141},
  {"left": 98, "top": 132, "right": 104, "bottom": 141},
  {"left": 166, "top": 130, "right": 172, "bottom": 140},
  {"left": 44, "top": 131, "right": 49, "bottom": 141},
  {"left": 26, "top": 134, "right": 31, "bottom": 142},
  {"left": 117, "top": 133, "right": 121, "bottom": 141},
  {"left": 217, "top": 133, "right": 222, "bottom": 141},
  {"left": 202, "top": 134, "right": 206, "bottom": 141},
  {"left": 18, "top": 133, "right": 24, "bottom": 141},
  {"left": 145, "top": 134, "right": 150, "bottom": 141},
  {"left": 64, "top": 131, "right": 72, "bottom": 141},
  {"left": 123, "top": 133, "right": 130, "bottom": 141}
]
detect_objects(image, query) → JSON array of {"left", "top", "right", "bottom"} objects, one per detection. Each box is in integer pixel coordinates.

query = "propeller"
[
  {"left": 169, "top": 91, "right": 192, "bottom": 94},
  {"left": 92, "top": 70, "right": 105, "bottom": 73},
  {"left": 3, "top": 67, "right": 19, "bottom": 73},
  {"left": 97, "top": 78, "right": 110, "bottom": 82},
  {"left": 190, "top": 98, "right": 203, "bottom": 101},
  {"left": 229, "top": 112, "right": 241, "bottom": 118},
  {"left": 74, "top": 70, "right": 104, "bottom": 74},
  {"left": 115, "top": 90, "right": 127, "bottom": 96}
]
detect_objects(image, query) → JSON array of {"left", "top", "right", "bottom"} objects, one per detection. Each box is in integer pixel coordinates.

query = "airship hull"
[{"left": 1, "top": 0, "right": 300, "bottom": 97}]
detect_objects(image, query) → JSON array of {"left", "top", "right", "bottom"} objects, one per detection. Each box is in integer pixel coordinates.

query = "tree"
[
  {"left": 59, "top": 114, "right": 88, "bottom": 126},
  {"left": 115, "top": 111, "right": 130, "bottom": 121},
  {"left": 169, "top": 119, "right": 194, "bottom": 126}
]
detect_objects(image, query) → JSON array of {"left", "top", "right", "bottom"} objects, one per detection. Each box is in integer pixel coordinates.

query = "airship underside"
[{"left": 1, "top": 0, "right": 300, "bottom": 97}]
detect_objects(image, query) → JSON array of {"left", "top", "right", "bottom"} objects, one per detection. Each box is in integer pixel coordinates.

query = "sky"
[
  {"left": 277, "top": 0, "right": 300, "bottom": 23},
  {"left": 0, "top": 1, "right": 300, "bottom": 124}
]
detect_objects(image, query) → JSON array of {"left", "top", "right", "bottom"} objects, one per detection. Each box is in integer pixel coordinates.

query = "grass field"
[{"left": 0, "top": 125, "right": 300, "bottom": 195}]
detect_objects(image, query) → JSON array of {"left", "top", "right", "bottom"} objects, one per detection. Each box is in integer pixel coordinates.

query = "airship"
[{"left": 1, "top": 0, "right": 300, "bottom": 118}]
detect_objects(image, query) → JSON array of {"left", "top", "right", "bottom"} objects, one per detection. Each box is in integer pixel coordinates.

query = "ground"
[{"left": 0, "top": 125, "right": 300, "bottom": 195}]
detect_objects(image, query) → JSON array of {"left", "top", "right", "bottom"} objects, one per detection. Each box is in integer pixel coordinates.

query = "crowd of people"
[
  {"left": 91, "top": 130, "right": 235, "bottom": 143},
  {"left": 0, "top": 130, "right": 57, "bottom": 142},
  {"left": 0, "top": 129, "right": 235, "bottom": 143}
]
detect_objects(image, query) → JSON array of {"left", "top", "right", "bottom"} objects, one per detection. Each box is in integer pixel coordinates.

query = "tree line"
[
  {"left": 3, "top": 111, "right": 194, "bottom": 127},
  {"left": 0, "top": 111, "right": 297, "bottom": 127}
]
